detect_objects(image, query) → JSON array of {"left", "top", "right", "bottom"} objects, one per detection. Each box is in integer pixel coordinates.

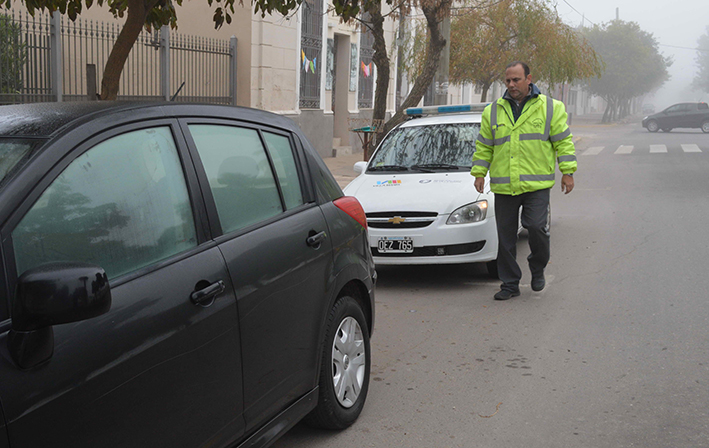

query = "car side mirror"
[
  {"left": 8, "top": 262, "right": 111, "bottom": 369},
  {"left": 354, "top": 161, "right": 367, "bottom": 174}
]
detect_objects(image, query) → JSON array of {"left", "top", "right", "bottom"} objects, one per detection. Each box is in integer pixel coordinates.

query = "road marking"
[
  {"left": 650, "top": 144, "right": 667, "bottom": 153},
  {"left": 615, "top": 145, "right": 634, "bottom": 154},
  {"left": 681, "top": 144, "right": 702, "bottom": 153},
  {"left": 582, "top": 146, "right": 604, "bottom": 156}
]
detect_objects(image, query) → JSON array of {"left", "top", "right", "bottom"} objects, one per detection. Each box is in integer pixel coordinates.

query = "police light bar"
[{"left": 405, "top": 103, "right": 490, "bottom": 116}]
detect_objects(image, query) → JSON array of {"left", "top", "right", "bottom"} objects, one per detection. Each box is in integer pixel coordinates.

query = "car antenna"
[{"left": 170, "top": 81, "right": 186, "bottom": 101}]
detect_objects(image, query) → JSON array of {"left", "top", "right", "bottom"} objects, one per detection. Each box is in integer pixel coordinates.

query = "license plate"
[{"left": 377, "top": 237, "right": 414, "bottom": 253}]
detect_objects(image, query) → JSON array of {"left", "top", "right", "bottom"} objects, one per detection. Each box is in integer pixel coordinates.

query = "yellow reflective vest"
[{"left": 471, "top": 93, "right": 577, "bottom": 195}]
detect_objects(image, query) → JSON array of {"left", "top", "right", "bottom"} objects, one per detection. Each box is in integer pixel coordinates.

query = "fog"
[{"left": 555, "top": 0, "right": 708, "bottom": 110}]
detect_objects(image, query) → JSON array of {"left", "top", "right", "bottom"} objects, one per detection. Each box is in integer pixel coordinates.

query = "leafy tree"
[
  {"left": 693, "top": 27, "right": 709, "bottom": 94},
  {"left": 584, "top": 20, "right": 671, "bottom": 122},
  {"left": 3, "top": 0, "right": 306, "bottom": 100},
  {"left": 448, "top": 0, "right": 602, "bottom": 102},
  {"left": 0, "top": 14, "right": 26, "bottom": 94}
]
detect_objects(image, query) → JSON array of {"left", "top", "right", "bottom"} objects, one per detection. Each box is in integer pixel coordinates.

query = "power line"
[
  {"left": 560, "top": 0, "right": 708, "bottom": 53},
  {"left": 562, "top": 0, "right": 598, "bottom": 27}
]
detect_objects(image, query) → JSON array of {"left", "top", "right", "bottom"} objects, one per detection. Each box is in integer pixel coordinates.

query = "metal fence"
[{"left": 0, "top": 9, "right": 236, "bottom": 105}]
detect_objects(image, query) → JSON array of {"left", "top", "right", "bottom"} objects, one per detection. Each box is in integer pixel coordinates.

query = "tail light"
[{"left": 333, "top": 196, "right": 367, "bottom": 229}]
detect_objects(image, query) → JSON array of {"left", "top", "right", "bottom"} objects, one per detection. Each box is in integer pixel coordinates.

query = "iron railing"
[{"left": 0, "top": 9, "right": 235, "bottom": 105}]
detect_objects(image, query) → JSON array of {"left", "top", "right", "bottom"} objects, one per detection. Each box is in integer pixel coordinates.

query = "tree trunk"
[
  {"left": 374, "top": 0, "right": 452, "bottom": 145},
  {"left": 480, "top": 82, "right": 491, "bottom": 103},
  {"left": 602, "top": 99, "right": 612, "bottom": 123},
  {"left": 369, "top": 1, "right": 390, "bottom": 159},
  {"left": 99, "top": 0, "right": 156, "bottom": 100}
]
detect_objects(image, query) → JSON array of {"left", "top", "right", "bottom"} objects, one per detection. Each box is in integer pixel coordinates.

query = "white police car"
[{"left": 343, "top": 104, "right": 500, "bottom": 276}]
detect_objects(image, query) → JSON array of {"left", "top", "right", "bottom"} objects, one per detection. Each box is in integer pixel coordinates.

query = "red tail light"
[{"left": 333, "top": 196, "right": 367, "bottom": 229}]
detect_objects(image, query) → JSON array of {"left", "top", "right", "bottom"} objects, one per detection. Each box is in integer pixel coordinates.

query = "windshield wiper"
[
  {"left": 367, "top": 165, "right": 409, "bottom": 171},
  {"left": 410, "top": 163, "right": 462, "bottom": 171}
]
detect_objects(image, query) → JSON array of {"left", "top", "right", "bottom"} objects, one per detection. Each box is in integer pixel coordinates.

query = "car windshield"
[
  {"left": 368, "top": 123, "right": 480, "bottom": 172},
  {"left": 0, "top": 138, "right": 46, "bottom": 189}
]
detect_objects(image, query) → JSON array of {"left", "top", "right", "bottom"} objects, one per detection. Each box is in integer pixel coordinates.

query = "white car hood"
[{"left": 343, "top": 172, "right": 488, "bottom": 215}]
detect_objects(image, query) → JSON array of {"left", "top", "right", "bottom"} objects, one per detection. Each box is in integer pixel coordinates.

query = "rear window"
[
  {"left": 369, "top": 123, "right": 480, "bottom": 170},
  {"left": 0, "top": 138, "right": 46, "bottom": 189},
  {"left": 699, "top": 103, "right": 708, "bottom": 110}
]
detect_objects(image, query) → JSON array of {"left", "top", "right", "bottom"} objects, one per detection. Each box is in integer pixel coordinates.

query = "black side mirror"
[{"left": 8, "top": 262, "right": 111, "bottom": 369}]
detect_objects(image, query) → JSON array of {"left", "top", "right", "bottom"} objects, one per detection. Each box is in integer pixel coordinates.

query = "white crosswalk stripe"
[
  {"left": 579, "top": 144, "right": 705, "bottom": 155},
  {"left": 582, "top": 146, "right": 604, "bottom": 155},
  {"left": 614, "top": 145, "right": 634, "bottom": 154},
  {"left": 650, "top": 144, "right": 667, "bottom": 153},
  {"left": 681, "top": 144, "right": 702, "bottom": 153}
]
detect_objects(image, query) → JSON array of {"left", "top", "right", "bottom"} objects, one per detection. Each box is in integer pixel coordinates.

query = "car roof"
[
  {"left": 399, "top": 113, "right": 482, "bottom": 128},
  {"left": 0, "top": 102, "right": 298, "bottom": 138}
]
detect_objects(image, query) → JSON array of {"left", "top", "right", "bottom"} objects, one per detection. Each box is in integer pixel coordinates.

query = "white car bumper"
[{"left": 368, "top": 215, "right": 498, "bottom": 265}]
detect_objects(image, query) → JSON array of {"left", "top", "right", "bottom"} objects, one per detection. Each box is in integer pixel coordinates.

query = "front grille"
[
  {"left": 366, "top": 211, "right": 438, "bottom": 229},
  {"left": 369, "top": 221, "right": 433, "bottom": 229},
  {"left": 372, "top": 241, "right": 486, "bottom": 257},
  {"left": 366, "top": 211, "right": 438, "bottom": 218}
]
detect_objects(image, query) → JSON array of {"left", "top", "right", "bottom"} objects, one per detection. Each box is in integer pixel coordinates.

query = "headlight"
[{"left": 447, "top": 200, "right": 488, "bottom": 224}]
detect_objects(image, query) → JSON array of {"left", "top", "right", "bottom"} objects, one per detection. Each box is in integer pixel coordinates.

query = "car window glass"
[
  {"left": 262, "top": 132, "right": 304, "bottom": 209},
  {"left": 12, "top": 127, "right": 197, "bottom": 280},
  {"left": 370, "top": 123, "right": 480, "bottom": 168},
  {"left": 666, "top": 105, "right": 680, "bottom": 113},
  {"left": 189, "top": 125, "right": 283, "bottom": 233},
  {"left": 699, "top": 103, "right": 708, "bottom": 110},
  {"left": 0, "top": 139, "right": 46, "bottom": 189}
]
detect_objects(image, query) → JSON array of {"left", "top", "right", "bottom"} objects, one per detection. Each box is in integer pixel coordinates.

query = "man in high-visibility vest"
[{"left": 471, "top": 61, "right": 577, "bottom": 300}]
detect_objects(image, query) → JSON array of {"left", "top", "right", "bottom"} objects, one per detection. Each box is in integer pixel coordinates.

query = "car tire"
[
  {"left": 702, "top": 120, "right": 709, "bottom": 133},
  {"left": 304, "top": 295, "right": 370, "bottom": 429},
  {"left": 646, "top": 120, "right": 659, "bottom": 132},
  {"left": 486, "top": 260, "right": 499, "bottom": 278},
  {"left": 661, "top": 128, "right": 672, "bottom": 132}
]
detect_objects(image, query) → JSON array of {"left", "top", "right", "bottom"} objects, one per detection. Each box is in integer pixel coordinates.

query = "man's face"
[{"left": 505, "top": 64, "right": 532, "bottom": 102}]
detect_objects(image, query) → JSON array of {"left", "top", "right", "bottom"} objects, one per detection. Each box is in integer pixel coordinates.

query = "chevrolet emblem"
[{"left": 388, "top": 216, "right": 406, "bottom": 224}]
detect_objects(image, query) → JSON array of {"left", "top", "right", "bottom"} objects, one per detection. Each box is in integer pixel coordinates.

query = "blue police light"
[{"left": 405, "top": 103, "right": 490, "bottom": 116}]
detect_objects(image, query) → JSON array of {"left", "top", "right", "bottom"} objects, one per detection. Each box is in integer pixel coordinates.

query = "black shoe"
[
  {"left": 494, "top": 289, "right": 520, "bottom": 300},
  {"left": 531, "top": 275, "right": 545, "bottom": 292}
]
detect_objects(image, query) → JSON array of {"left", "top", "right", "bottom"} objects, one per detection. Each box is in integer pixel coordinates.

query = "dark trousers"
[{"left": 494, "top": 188, "right": 550, "bottom": 291}]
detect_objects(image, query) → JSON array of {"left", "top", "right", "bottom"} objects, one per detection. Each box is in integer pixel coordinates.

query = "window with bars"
[
  {"left": 358, "top": 19, "right": 375, "bottom": 109},
  {"left": 299, "top": 0, "right": 323, "bottom": 109}
]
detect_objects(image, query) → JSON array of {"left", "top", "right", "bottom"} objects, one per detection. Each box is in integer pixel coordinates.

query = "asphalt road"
[{"left": 274, "top": 118, "right": 709, "bottom": 448}]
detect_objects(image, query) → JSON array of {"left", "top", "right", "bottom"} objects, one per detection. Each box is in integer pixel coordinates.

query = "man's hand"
[
  {"left": 561, "top": 174, "right": 574, "bottom": 194},
  {"left": 474, "top": 177, "right": 485, "bottom": 194}
]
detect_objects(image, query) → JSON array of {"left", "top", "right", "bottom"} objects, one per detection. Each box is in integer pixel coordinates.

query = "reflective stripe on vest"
[
  {"left": 490, "top": 174, "right": 556, "bottom": 184},
  {"left": 472, "top": 159, "right": 490, "bottom": 168}
]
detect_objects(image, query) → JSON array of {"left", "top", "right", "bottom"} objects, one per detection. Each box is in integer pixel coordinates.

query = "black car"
[
  {"left": 0, "top": 102, "right": 375, "bottom": 447},
  {"left": 641, "top": 102, "right": 709, "bottom": 133}
]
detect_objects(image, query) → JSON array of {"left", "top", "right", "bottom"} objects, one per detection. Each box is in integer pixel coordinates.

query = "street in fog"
[{"left": 274, "top": 118, "right": 709, "bottom": 447}]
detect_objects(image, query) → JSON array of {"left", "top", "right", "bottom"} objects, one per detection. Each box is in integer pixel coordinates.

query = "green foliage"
[
  {"left": 584, "top": 20, "right": 671, "bottom": 102},
  {"left": 0, "top": 14, "right": 26, "bottom": 94},
  {"left": 693, "top": 27, "right": 709, "bottom": 93},
  {"left": 449, "top": 0, "right": 602, "bottom": 99}
]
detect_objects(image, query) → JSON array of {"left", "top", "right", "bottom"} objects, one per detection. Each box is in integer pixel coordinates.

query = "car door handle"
[
  {"left": 306, "top": 231, "right": 327, "bottom": 247},
  {"left": 191, "top": 280, "right": 226, "bottom": 306}
]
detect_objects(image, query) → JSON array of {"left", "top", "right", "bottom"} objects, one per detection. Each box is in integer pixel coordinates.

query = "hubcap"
[{"left": 331, "top": 316, "right": 366, "bottom": 408}]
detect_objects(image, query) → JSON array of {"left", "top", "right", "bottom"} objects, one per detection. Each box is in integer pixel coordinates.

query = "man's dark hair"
[{"left": 506, "top": 61, "right": 530, "bottom": 77}]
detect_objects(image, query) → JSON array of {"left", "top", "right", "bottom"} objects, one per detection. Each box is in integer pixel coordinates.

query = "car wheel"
[
  {"left": 305, "top": 295, "right": 370, "bottom": 429},
  {"left": 486, "top": 260, "right": 499, "bottom": 279},
  {"left": 646, "top": 120, "right": 659, "bottom": 132},
  {"left": 661, "top": 128, "right": 672, "bottom": 132},
  {"left": 702, "top": 120, "right": 709, "bottom": 133}
]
